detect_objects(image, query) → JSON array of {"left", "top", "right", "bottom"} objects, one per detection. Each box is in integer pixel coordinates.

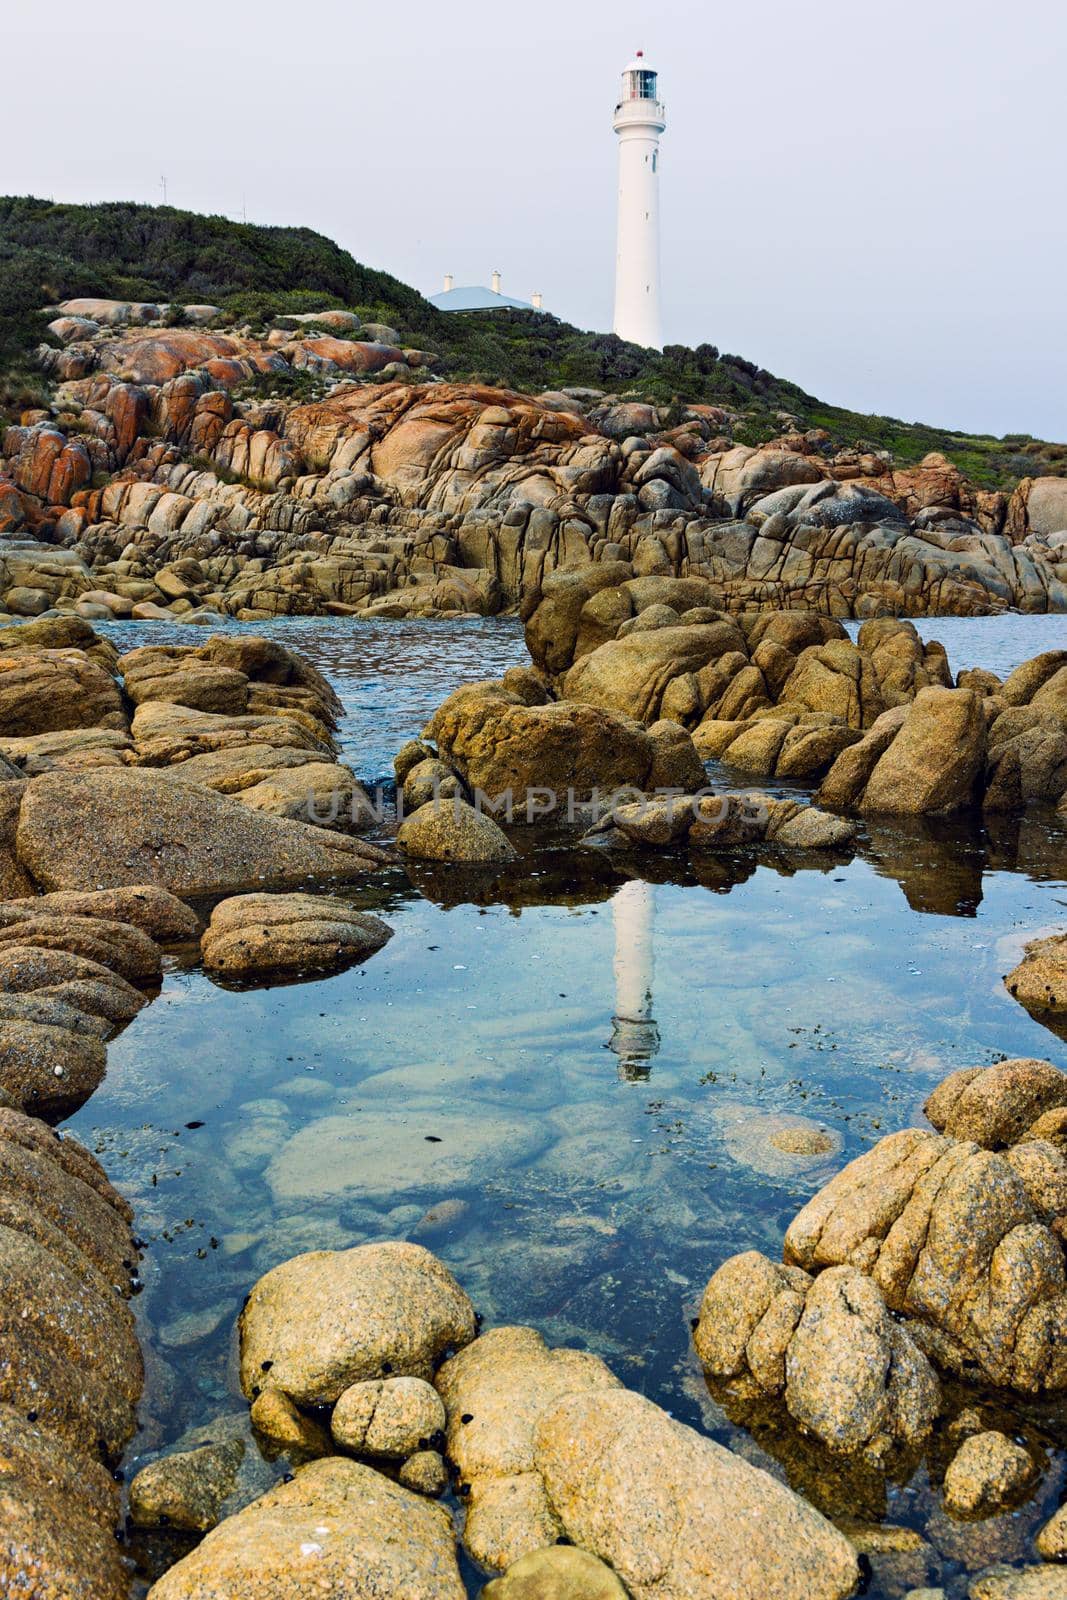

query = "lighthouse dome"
[{"left": 619, "top": 53, "right": 660, "bottom": 105}]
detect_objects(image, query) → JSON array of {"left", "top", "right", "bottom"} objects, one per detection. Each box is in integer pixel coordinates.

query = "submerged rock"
[
  {"left": 942, "top": 1430, "right": 1036, "bottom": 1517},
  {"left": 968, "top": 1566, "right": 1067, "bottom": 1599},
  {"left": 130, "top": 1439, "right": 245, "bottom": 1532},
  {"left": 200, "top": 892, "right": 392, "bottom": 980},
  {"left": 147, "top": 1456, "right": 465, "bottom": 1599},
  {"left": 481, "top": 1546, "right": 629, "bottom": 1600},
  {"left": 239, "top": 1241, "right": 476, "bottom": 1406}
]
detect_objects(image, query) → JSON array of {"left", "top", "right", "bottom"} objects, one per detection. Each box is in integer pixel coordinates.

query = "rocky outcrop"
[
  {"left": 3, "top": 347, "right": 1064, "bottom": 623},
  {"left": 200, "top": 892, "right": 392, "bottom": 980},
  {"left": 695, "top": 1252, "right": 941, "bottom": 1457},
  {"left": 147, "top": 1456, "right": 466, "bottom": 1600},
  {"left": 782, "top": 1062, "right": 1067, "bottom": 1393}
]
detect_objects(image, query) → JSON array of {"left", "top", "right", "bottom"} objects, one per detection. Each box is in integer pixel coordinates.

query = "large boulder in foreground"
[
  {"left": 147, "top": 1456, "right": 465, "bottom": 1600},
  {"left": 200, "top": 892, "right": 392, "bottom": 980},
  {"left": 239, "top": 1241, "right": 476, "bottom": 1406},
  {"left": 435, "top": 1326, "right": 622, "bottom": 1570},
  {"left": 15, "top": 769, "right": 389, "bottom": 896},
  {"left": 534, "top": 1388, "right": 859, "bottom": 1600}
]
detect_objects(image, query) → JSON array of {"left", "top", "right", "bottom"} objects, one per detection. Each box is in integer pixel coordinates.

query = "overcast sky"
[{"left": 6, "top": 0, "right": 1064, "bottom": 439}]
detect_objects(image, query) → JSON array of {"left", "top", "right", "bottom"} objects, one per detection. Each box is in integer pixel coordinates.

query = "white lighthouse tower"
[{"left": 612, "top": 51, "right": 666, "bottom": 350}]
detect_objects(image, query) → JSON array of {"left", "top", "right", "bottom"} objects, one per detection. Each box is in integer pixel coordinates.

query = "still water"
[{"left": 80, "top": 614, "right": 1067, "bottom": 1594}]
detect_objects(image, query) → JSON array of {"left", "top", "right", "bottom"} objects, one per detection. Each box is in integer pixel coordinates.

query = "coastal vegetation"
[{"left": 2, "top": 195, "right": 1063, "bottom": 490}]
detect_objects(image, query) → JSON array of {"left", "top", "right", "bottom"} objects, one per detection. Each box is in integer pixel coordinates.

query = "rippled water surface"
[{"left": 81, "top": 613, "right": 1067, "bottom": 1595}]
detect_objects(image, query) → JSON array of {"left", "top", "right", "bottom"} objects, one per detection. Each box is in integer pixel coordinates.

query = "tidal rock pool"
[{"left": 78, "top": 613, "right": 1067, "bottom": 1595}]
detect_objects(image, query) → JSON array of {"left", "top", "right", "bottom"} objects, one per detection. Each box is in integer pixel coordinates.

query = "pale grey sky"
[{"left": 6, "top": 0, "right": 1065, "bottom": 439}]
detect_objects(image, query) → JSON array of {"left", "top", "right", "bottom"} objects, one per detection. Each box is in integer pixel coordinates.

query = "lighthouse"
[
  {"left": 612, "top": 51, "right": 666, "bottom": 350},
  {"left": 607, "top": 879, "right": 660, "bottom": 1080}
]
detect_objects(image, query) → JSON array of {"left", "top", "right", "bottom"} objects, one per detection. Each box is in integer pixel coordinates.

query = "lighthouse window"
[
  {"left": 624, "top": 69, "right": 658, "bottom": 101},
  {"left": 652, "top": 150, "right": 658, "bottom": 173}
]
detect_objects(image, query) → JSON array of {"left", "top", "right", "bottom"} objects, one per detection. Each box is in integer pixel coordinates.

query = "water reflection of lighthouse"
[{"left": 608, "top": 879, "right": 660, "bottom": 1079}]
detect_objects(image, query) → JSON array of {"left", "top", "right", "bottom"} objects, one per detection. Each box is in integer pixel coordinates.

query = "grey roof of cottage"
[{"left": 428, "top": 285, "right": 537, "bottom": 313}]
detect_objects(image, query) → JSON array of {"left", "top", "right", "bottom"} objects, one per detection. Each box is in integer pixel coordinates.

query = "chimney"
[
  {"left": 491, "top": 269, "right": 502, "bottom": 295},
  {"left": 443, "top": 273, "right": 454, "bottom": 292},
  {"left": 531, "top": 290, "right": 544, "bottom": 310}
]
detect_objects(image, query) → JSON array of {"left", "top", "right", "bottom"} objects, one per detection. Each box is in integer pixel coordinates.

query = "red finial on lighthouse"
[{"left": 636, "top": 49, "right": 643, "bottom": 57}]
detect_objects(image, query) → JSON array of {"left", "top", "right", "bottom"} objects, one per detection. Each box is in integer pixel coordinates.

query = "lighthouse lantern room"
[{"left": 612, "top": 51, "right": 666, "bottom": 350}]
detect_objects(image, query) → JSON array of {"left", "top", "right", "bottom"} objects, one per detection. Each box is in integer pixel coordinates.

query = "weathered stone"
[
  {"left": 147, "top": 1456, "right": 466, "bottom": 1599},
  {"left": 16, "top": 769, "right": 388, "bottom": 896},
  {"left": 481, "top": 1546, "right": 630, "bottom": 1600},
  {"left": 924, "top": 1059, "right": 1067, "bottom": 1148},
  {"left": 201, "top": 892, "right": 391, "bottom": 979},
  {"left": 860, "top": 687, "right": 987, "bottom": 815},
  {"left": 0, "top": 1018, "right": 106, "bottom": 1118},
  {"left": 130, "top": 1439, "right": 245, "bottom": 1532},
  {"left": 248, "top": 1386, "right": 332, "bottom": 1458},
  {"left": 696, "top": 1253, "right": 940, "bottom": 1455},
  {"left": 0, "top": 649, "right": 125, "bottom": 738},
  {"left": 1036, "top": 1499, "right": 1067, "bottom": 1558},
  {"left": 435, "top": 1326, "right": 621, "bottom": 1570},
  {"left": 239, "top": 1241, "right": 476, "bottom": 1405},
  {"left": 427, "top": 686, "right": 655, "bottom": 806},
  {"left": 942, "top": 1430, "right": 1035, "bottom": 1517},
  {"left": 397, "top": 1449, "right": 448, "bottom": 1496},
  {"left": 398, "top": 798, "right": 517, "bottom": 862},
  {"left": 0, "top": 1223, "right": 141, "bottom": 1456},
  {"left": 1005, "top": 932, "right": 1067, "bottom": 1020},
  {"left": 969, "top": 1568, "right": 1067, "bottom": 1599},
  {"left": 402, "top": 757, "right": 466, "bottom": 811},
  {"left": 783, "top": 1124, "right": 1067, "bottom": 1392},
  {"left": 1, "top": 885, "right": 199, "bottom": 943},
  {"left": 535, "top": 1387, "right": 860, "bottom": 1600},
  {"left": 331, "top": 1375, "right": 445, "bottom": 1458},
  {"left": 0, "top": 943, "right": 147, "bottom": 1027}
]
